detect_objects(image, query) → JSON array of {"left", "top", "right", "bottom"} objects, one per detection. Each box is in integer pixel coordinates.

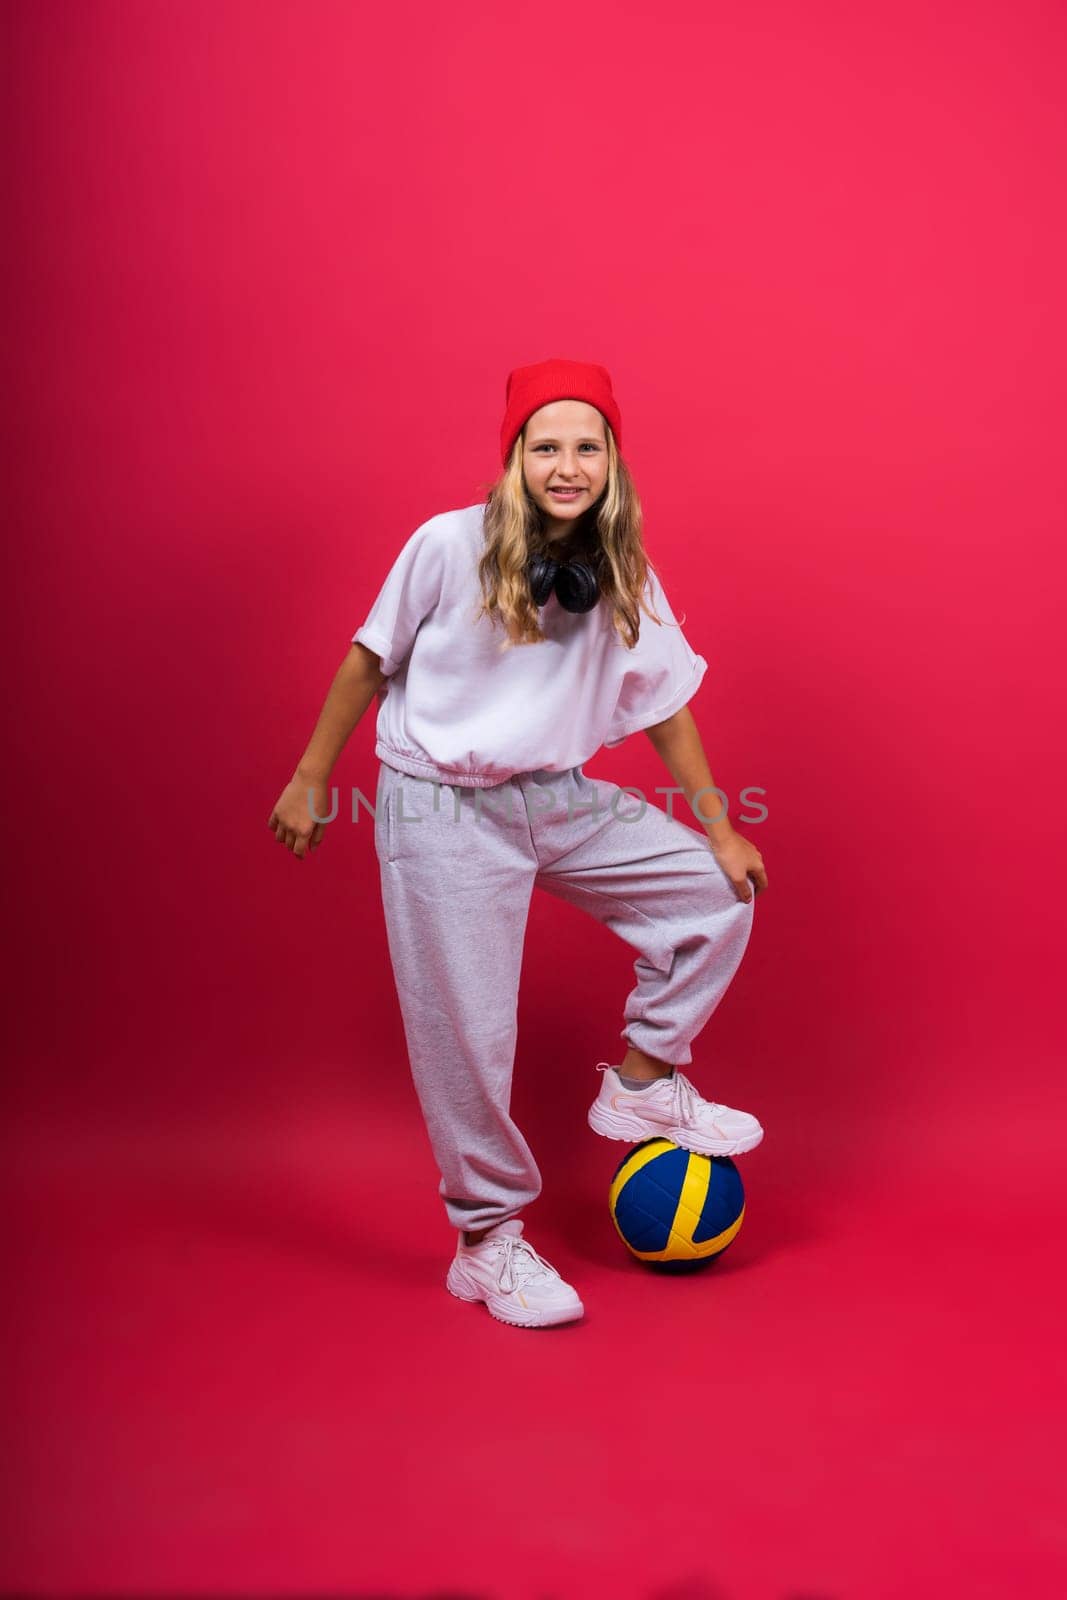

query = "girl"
[{"left": 268, "top": 357, "right": 768, "bottom": 1330}]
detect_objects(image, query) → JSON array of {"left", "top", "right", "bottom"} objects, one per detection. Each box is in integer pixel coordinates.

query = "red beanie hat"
[{"left": 500, "top": 357, "right": 622, "bottom": 465}]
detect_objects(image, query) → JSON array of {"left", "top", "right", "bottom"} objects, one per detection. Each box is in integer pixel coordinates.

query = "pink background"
[{"left": 5, "top": 1, "right": 1064, "bottom": 1594}]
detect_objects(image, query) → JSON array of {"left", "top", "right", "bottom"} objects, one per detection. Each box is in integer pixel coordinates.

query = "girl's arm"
[
  {"left": 267, "top": 643, "right": 386, "bottom": 859},
  {"left": 295, "top": 643, "right": 386, "bottom": 784},
  {"left": 644, "top": 706, "right": 767, "bottom": 901}
]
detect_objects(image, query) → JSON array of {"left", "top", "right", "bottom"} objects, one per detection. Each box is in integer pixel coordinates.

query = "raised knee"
[{"left": 707, "top": 873, "right": 755, "bottom": 923}]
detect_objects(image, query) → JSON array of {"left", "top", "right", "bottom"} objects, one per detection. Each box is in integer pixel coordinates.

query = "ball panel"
[
  {"left": 608, "top": 1136, "right": 676, "bottom": 1186},
  {"left": 692, "top": 1157, "right": 745, "bottom": 1244},
  {"left": 613, "top": 1143, "right": 692, "bottom": 1253}
]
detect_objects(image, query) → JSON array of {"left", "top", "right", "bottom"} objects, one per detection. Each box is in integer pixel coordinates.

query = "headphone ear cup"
[
  {"left": 528, "top": 553, "right": 559, "bottom": 607},
  {"left": 554, "top": 560, "right": 600, "bottom": 613}
]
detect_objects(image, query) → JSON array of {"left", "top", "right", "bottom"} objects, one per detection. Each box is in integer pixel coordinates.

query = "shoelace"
[
  {"left": 669, "top": 1069, "right": 708, "bottom": 1129},
  {"left": 487, "top": 1235, "right": 558, "bottom": 1294}
]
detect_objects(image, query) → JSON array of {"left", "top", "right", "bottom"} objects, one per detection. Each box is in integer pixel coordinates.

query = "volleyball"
[{"left": 608, "top": 1137, "right": 745, "bottom": 1272}]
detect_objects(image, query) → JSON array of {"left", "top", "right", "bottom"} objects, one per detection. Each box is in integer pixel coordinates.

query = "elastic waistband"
[
  {"left": 512, "top": 764, "right": 584, "bottom": 785},
  {"left": 378, "top": 746, "right": 583, "bottom": 790}
]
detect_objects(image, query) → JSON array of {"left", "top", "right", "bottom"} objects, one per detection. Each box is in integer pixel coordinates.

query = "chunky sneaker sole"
[
  {"left": 445, "top": 1219, "right": 585, "bottom": 1329},
  {"left": 446, "top": 1259, "right": 585, "bottom": 1328},
  {"left": 588, "top": 1062, "right": 764, "bottom": 1157}
]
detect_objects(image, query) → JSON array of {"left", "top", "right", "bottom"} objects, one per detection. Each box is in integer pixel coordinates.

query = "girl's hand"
[
  {"left": 706, "top": 827, "right": 768, "bottom": 903},
  {"left": 267, "top": 773, "right": 331, "bottom": 860}
]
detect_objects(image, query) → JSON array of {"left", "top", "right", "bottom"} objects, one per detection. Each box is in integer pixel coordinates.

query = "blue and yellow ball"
[{"left": 608, "top": 1137, "right": 745, "bottom": 1272}]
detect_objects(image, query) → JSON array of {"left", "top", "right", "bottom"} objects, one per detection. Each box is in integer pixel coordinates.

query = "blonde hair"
[{"left": 471, "top": 420, "right": 667, "bottom": 652}]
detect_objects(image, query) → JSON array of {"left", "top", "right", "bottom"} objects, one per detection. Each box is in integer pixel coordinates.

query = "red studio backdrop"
[{"left": 4, "top": 2, "right": 1065, "bottom": 1595}]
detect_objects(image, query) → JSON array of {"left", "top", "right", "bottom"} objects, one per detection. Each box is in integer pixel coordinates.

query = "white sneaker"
[
  {"left": 445, "top": 1219, "right": 585, "bottom": 1328},
  {"left": 588, "top": 1062, "right": 764, "bottom": 1157}
]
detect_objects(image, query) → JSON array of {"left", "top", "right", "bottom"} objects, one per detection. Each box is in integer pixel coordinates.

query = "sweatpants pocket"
[{"left": 374, "top": 764, "right": 398, "bottom": 865}]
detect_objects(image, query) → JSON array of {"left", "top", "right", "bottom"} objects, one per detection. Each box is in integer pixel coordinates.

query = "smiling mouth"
[{"left": 549, "top": 487, "right": 583, "bottom": 496}]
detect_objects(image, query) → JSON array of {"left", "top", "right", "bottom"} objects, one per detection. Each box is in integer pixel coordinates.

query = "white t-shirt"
[{"left": 351, "top": 502, "right": 707, "bottom": 789}]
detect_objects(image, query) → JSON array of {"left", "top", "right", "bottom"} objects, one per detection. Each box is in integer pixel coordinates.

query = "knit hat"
[{"left": 500, "top": 357, "right": 622, "bottom": 465}]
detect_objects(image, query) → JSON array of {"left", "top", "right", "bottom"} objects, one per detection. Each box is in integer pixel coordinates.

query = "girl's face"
[{"left": 522, "top": 400, "right": 609, "bottom": 539}]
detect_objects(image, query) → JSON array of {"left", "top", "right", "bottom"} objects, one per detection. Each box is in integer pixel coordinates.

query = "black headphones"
[{"left": 527, "top": 549, "right": 601, "bottom": 613}]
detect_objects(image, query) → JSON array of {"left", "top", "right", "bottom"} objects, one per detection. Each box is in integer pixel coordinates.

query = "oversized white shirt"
[{"left": 351, "top": 502, "right": 707, "bottom": 789}]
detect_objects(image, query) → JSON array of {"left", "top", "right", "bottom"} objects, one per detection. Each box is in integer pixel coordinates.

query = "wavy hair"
[{"left": 471, "top": 420, "right": 667, "bottom": 653}]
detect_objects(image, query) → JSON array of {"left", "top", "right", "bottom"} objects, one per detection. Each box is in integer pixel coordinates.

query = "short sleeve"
[
  {"left": 351, "top": 518, "right": 447, "bottom": 677},
  {"left": 603, "top": 567, "right": 708, "bottom": 747}
]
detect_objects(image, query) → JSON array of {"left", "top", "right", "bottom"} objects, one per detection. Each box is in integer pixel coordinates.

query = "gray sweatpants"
[{"left": 373, "top": 760, "right": 755, "bottom": 1235}]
